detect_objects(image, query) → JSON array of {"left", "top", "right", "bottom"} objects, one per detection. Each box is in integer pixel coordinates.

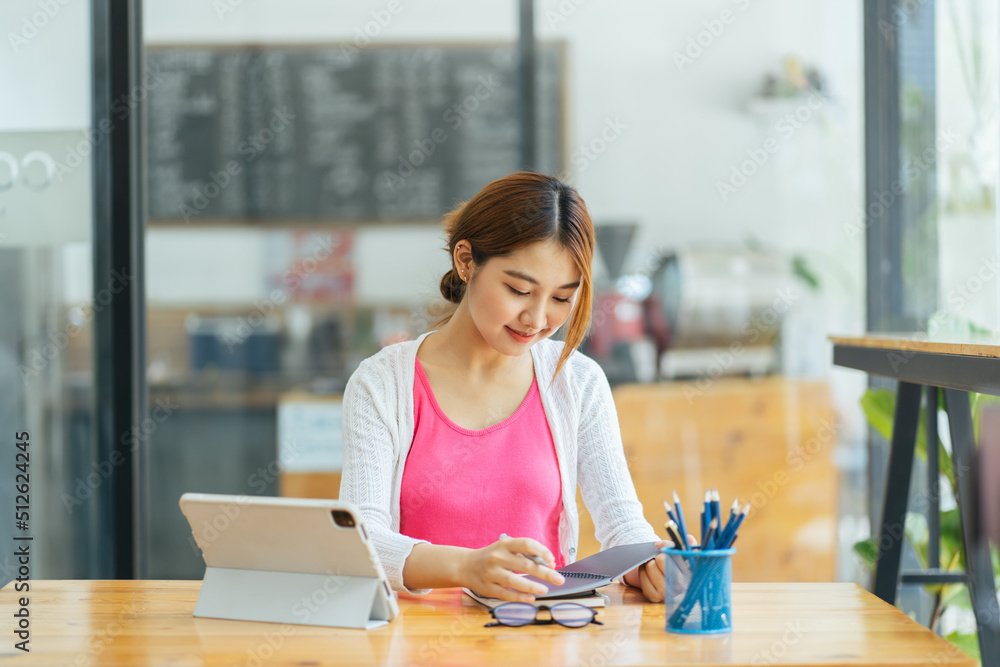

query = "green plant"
[{"left": 853, "top": 387, "right": 1000, "bottom": 663}]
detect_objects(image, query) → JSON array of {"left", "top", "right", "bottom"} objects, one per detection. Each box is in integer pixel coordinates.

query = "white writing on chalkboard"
[
  {"left": 147, "top": 45, "right": 564, "bottom": 223},
  {"left": 385, "top": 74, "right": 502, "bottom": 193}
]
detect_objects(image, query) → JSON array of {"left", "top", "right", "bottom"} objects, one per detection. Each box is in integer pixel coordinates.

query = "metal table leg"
[
  {"left": 943, "top": 389, "right": 1000, "bottom": 664},
  {"left": 874, "top": 381, "right": 923, "bottom": 604},
  {"left": 926, "top": 386, "right": 940, "bottom": 571}
]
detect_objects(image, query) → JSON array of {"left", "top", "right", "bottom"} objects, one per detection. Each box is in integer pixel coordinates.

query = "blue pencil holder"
[{"left": 661, "top": 547, "right": 735, "bottom": 634}]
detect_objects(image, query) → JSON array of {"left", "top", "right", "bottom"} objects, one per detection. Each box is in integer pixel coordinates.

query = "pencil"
[
  {"left": 704, "top": 517, "right": 719, "bottom": 550},
  {"left": 663, "top": 520, "right": 683, "bottom": 549},
  {"left": 672, "top": 491, "right": 691, "bottom": 550},
  {"left": 720, "top": 498, "right": 739, "bottom": 539},
  {"left": 701, "top": 490, "right": 710, "bottom": 544},
  {"left": 663, "top": 500, "right": 678, "bottom": 527},
  {"left": 719, "top": 503, "right": 750, "bottom": 548}
]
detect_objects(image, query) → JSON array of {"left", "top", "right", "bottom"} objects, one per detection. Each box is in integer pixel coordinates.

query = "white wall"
[
  {"left": 0, "top": 0, "right": 91, "bottom": 131},
  {"left": 142, "top": 0, "right": 865, "bottom": 305}
]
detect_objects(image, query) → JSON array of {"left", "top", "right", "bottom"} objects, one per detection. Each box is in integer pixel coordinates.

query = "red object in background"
[
  {"left": 589, "top": 290, "right": 645, "bottom": 358},
  {"left": 267, "top": 230, "right": 355, "bottom": 302}
]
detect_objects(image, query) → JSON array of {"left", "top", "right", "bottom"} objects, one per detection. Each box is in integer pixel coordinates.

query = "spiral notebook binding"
[{"left": 562, "top": 571, "right": 606, "bottom": 580}]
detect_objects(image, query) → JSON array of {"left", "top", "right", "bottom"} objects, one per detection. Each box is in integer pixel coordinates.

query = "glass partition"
[
  {"left": 0, "top": 1, "right": 100, "bottom": 579},
  {"left": 142, "top": 1, "right": 532, "bottom": 578}
]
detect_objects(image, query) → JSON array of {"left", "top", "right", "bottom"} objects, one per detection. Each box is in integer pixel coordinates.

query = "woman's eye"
[{"left": 506, "top": 285, "right": 571, "bottom": 303}]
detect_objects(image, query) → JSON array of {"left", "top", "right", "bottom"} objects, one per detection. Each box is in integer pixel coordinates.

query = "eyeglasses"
[{"left": 486, "top": 602, "right": 603, "bottom": 628}]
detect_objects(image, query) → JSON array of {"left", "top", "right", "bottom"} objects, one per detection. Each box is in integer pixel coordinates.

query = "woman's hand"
[
  {"left": 623, "top": 540, "right": 668, "bottom": 602},
  {"left": 623, "top": 535, "right": 697, "bottom": 603},
  {"left": 457, "top": 536, "right": 566, "bottom": 603}
]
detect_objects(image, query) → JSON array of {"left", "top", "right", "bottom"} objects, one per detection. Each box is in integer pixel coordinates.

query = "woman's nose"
[{"left": 521, "top": 300, "right": 546, "bottom": 330}]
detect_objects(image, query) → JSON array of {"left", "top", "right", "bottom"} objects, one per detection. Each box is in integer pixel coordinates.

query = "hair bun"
[{"left": 439, "top": 268, "right": 466, "bottom": 304}]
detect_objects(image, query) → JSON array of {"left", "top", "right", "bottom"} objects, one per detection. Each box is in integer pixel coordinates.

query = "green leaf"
[
  {"left": 936, "top": 439, "right": 957, "bottom": 506},
  {"left": 791, "top": 255, "right": 821, "bottom": 291},
  {"left": 941, "top": 584, "right": 970, "bottom": 610},
  {"left": 945, "top": 631, "right": 980, "bottom": 661},
  {"left": 940, "top": 509, "right": 965, "bottom": 571},
  {"left": 852, "top": 538, "right": 877, "bottom": 572},
  {"left": 905, "top": 512, "right": 929, "bottom": 570},
  {"left": 860, "top": 389, "right": 896, "bottom": 442},
  {"left": 913, "top": 406, "right": 957, "bottom": 494},
  {"left": 859, "top": 389, "right": 956, "bottom": 494}
]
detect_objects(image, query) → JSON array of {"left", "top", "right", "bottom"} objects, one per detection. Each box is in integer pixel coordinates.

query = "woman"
[{"left": 340, "top": 172, "right": 669, "bottom": 603}]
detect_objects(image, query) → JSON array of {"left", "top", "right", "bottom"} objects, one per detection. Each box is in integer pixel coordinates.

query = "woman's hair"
[{"left": 431, "top": 171, "right": 595, "bottom": 379}]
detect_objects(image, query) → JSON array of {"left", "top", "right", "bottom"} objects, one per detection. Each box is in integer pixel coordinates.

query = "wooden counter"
[
  {"left": 0, "top": 580, "right": 973, "bottom": 665},
  {"left": 590, "top": 377, "right": 837, "bottom": 583}
]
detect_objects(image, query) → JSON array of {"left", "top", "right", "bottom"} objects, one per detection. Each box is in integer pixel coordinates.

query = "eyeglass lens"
[
  {"left": 549, "top": 603, "right": 596, "bottom": 628},
  {"left": 492, "top": 602, "right": 596, "bottom": 628},
  {"left": 493, "top": 602, "right": 537, "bottom": 626}
]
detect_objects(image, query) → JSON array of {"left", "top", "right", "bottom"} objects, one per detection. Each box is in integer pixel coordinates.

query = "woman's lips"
[{"left": 506, "top": 326, "right": 538, "bottom": 342}]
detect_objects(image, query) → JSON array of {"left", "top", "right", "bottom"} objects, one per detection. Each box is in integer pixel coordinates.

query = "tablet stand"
[{"left": 194, "top": 567, "right": 391, "bottom": 630}]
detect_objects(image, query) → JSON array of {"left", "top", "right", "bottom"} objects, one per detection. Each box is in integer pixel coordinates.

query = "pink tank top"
[{"left": 399, "top": 357, "right": 565, "bottom": 569}]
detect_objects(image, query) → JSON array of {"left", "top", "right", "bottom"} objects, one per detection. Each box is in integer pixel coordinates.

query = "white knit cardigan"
[{"left": 339, "top": 330, "right": 659, "bottom": 593}]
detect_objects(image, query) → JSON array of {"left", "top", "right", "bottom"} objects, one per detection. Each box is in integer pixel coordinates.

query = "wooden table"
[
  {"left": 0, "top": 580, "right": 974, "bottom": 665},
  {"left": 832, "top": 333, "right": 1000, "bottom": 664}
]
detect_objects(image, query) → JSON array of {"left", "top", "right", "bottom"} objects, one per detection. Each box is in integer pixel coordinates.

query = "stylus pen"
[{"left": 498, "top": 533, "right": 550, "bottom": 567}]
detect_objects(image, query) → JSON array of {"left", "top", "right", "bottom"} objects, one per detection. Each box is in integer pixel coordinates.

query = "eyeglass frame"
[{"left": 485, "top": 601, "right": 604, "bottom": 628}]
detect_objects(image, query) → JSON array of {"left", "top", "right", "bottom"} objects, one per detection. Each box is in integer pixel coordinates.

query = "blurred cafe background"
[{"left": 1, "top": 0, "right": 998, "bottom": 641}]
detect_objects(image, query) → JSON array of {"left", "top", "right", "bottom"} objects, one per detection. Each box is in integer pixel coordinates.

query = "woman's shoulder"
[
  {"left": 365, "top": 336, "right": 420, "bottom": 366},
  {"left": 346, "top": 336, "right": 422, "bottom": 392}
]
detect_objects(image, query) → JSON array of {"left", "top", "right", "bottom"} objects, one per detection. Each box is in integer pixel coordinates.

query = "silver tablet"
[{"left": 179, "top": 492, "right": 399, "bottom": 629}]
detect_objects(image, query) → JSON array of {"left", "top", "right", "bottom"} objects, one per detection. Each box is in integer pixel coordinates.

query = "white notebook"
[{"left": 463, "top": 587, "right": 608, "bottom": 608}]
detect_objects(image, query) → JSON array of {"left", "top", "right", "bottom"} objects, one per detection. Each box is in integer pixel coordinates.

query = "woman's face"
[{"left": 464, "top": 239, "right": 582, "bottom": 356}]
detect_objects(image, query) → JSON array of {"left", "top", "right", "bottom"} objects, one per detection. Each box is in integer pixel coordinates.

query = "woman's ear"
[{"left": 453, "top": 241, "right": 474, "bottom": 278}]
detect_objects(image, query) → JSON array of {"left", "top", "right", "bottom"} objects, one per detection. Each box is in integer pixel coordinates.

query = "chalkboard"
[{"left": 146, "top": 44, "right": 565, "bottom": 223}]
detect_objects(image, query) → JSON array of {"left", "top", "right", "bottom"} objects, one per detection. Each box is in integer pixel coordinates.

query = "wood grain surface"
[
  {"left": 593, "top": 378, "right": 837, "bottom": 583},
  {"left": 830, "top": 333, "right": 1000, "bottom": 358},
  {"left": 0, "top": 580, "right": 974, "bottom": 666}
]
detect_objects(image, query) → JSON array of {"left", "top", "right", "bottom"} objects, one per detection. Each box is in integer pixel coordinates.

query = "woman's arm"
[
  {"left": 340, "top": 365, "right": 431, "bottom": 592},
  {"left": 574, "top": 356, "right": 664, "bottom": 600},
  {"left": 403, "top": 538, "right": 566, "bottom": 602},
  {"left": 575, "top": 358, "right": 661, "bottom": 549}
]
